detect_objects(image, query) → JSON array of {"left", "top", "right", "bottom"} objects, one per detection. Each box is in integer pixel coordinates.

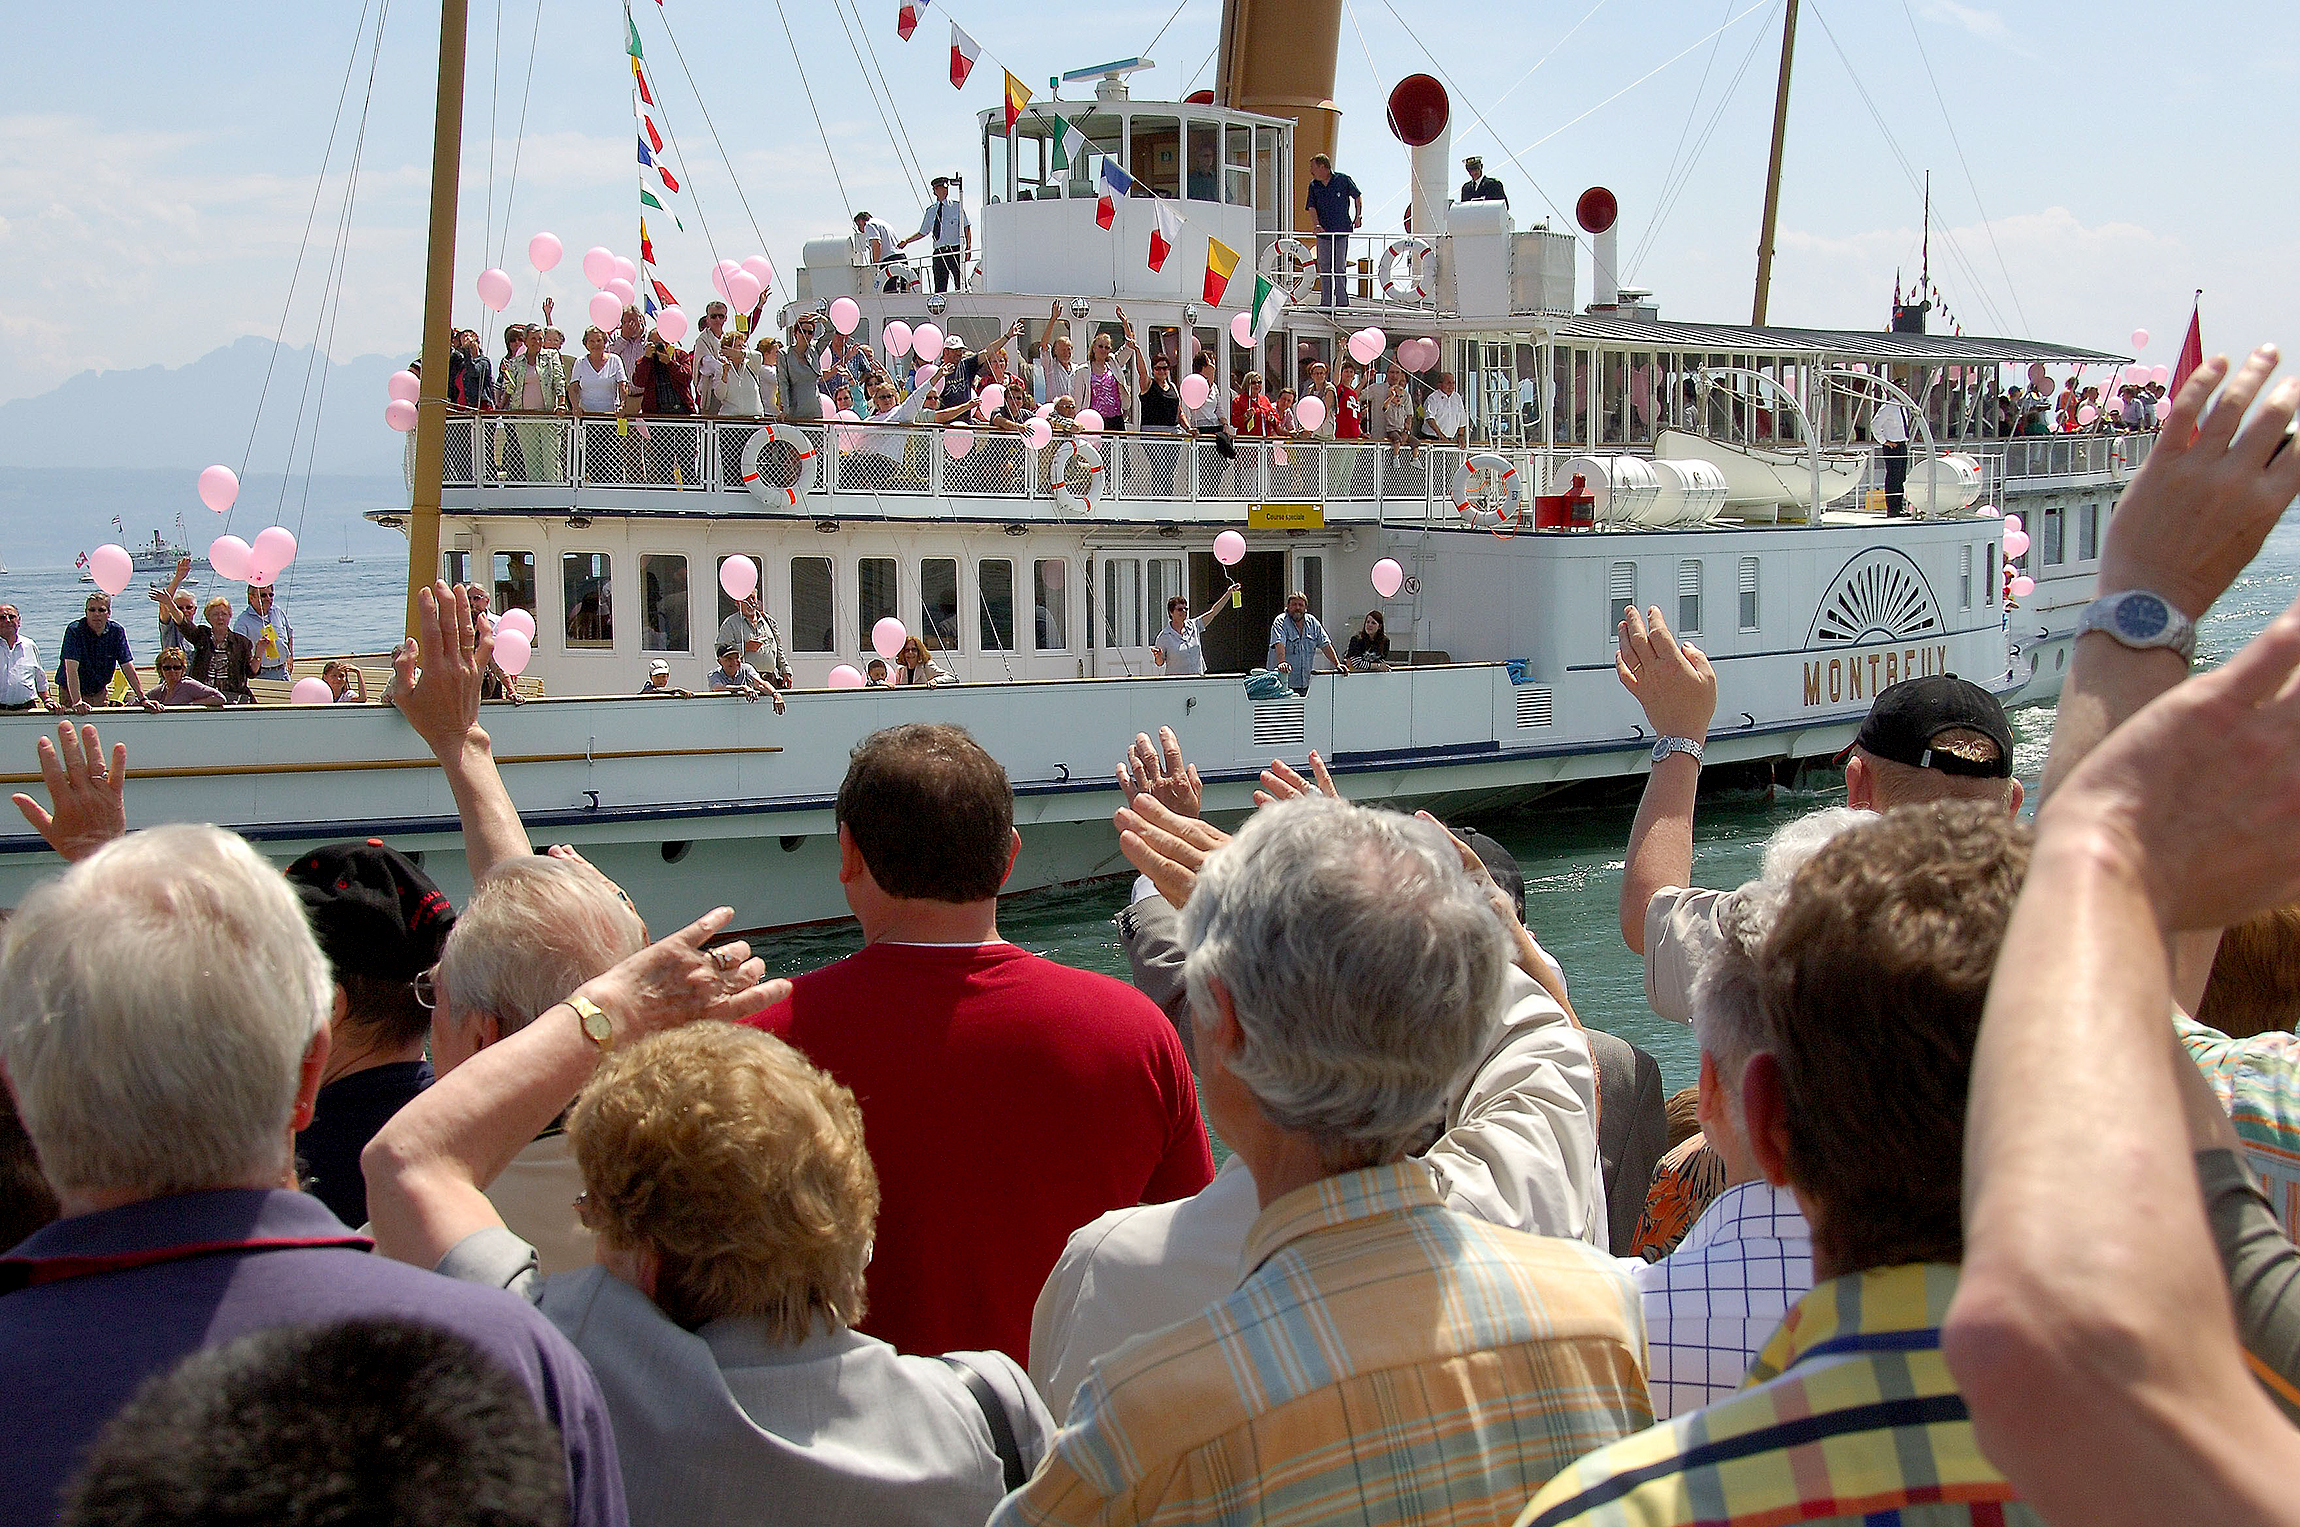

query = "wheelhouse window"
[
  {"left": 1223, "top": 123, "right": 1252, "bottom": 207},
  {"left": 444, "top": 549, "right": 471, "bottom": 588},
  {"left": 1034, "top": 558, "right": 1068, "bottom": 650},
  {"left": 791, "top": 557, "right": 834, "bottom": 652},
  {"left": 1129, "top": 115, "right": 1179, "bottom": 197},
  {"left": 979, "top": 558, "right": 1016, "bottom": 651},
  {"left": 492, "top": 551, "right": 536, "bottom": 618},
  {"left": 641, "top": 554, "right": 690, "bottom": 652},
  {"left": 858, "top": 557, "right": 897, "bottom": 649},
  {"left": 562, "top": 553, "right": 612, "bottom": 648},
  {"left": 1185, "top": 121, "right": 1221, "bottom": 202}
]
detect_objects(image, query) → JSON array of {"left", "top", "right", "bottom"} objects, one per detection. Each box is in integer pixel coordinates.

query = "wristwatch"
[
  {"left": 1652, "top": 735, "right": 1705, "bottom": 765},
  {"left": 2078, "top": 589, "right": 2196, "bottom": 664},
  {"left": 569, "top": 995, "right": 614, "bottom": 1050}
]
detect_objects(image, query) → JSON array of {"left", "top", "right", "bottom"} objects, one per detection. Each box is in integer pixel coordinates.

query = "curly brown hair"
[
  {"left": 1755, "top": 799, "right": 2030, "bottom": 1275},
  {"left": 570, "top": 1023, "right": 878, "bottom": 1335}
]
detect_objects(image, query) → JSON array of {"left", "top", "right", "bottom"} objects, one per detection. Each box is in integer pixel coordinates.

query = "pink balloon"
[
  {"left": 2078, "top": 406, "right": 2099, "bottom": 425},
  {"left": 604, "top": 278, "right": 637, "bottom": 309},
  {"left": 1021, "top": 417, "right": 1052, "bottom": 450},
  {"left": 1076, "top": 408, "right": 1105, "bottom": 433},
  {"left": 2130, "top": 328, "right": 2150, "bottom": 350},
  {"left": 1413, "top": 338, "right": 1441, "bottom": 371},
  {"left": 208, "top": 536, "right": 253, "bottom": 581},
  {"left": 582, "top": 247, "right": 617, "bottom": 288},
  {"left": 827, "top": 664, "right": 866, "bottom": 689},
  {"left": 497, "top": 607, "right": 537, "bottom": 641},
  {"left": 611, "top": 255, "right": 638, "bottom": 286},
  {"left": 1179, "top": 373, "right": 1211, "bottom": 410},
  {"left": 2151, "top": 365, "right": 2169, "bottom": 385},
  {"left": 528, "top": 232, "right": 563, "bottom": 272},
  {"left": 718, "top": 555, "right": 759, "bottom": 601},
  {"left": 492, "top": 627, "right": 534, "bottom": 676},
  {"left": 2003, "top": 530, "right": 2030, "bottom": 558},
  {"left": 913, "top": 366, "right": 935, "bottom": 391},
  {"left": 1273, "top": 446, "right": 1289, "bottom": 466},
  {"left": 2127, "top": 364, "right": 2152, "bottom": 386},
  {"left": 828, "top": 297, "right": 861, "bottom": 335},
  {"left": 476, "top": 268, "right": 514, "bottom": 312},
  {"left": 291, "top": 677, "right": 335, "bottom": 705},
  {"left": 944, "top": 426, "right": 976, "bottom": 459},
  {"left": 1294, "top": 394, "right": 1326, "bottom": 433},
  {"left": 1034, "top": 402, "right": 1055, "bottom": 419},
  {"left": 912, "top": 324, "right": 945, "bottom": 363},
  {"left": 385, "top": 398, "right": 418, "bottom": 432},
  {"left": 87, "top": 544, "right": 132, "bottom": 596},
  {"left": 387, "top": 370, "right": 420, "bottom": 404},
  {"left": 1230, "top": 312, "right": 1254, "bottom": 347},
  {"left": 977, "top": 383, "right": 1006, "bottom": 417},
  {"left": 872, "top": 617, "right": 907, "bottom": 661},
  {"left": 1213, "top": 530, "right": 1246, "bottom": 566},
  {"left": 1371, "top": 558, "right": 1403, "bottom": 599},
  {"left": 1348, "top": 328, "right": 1387, "bottom": 365},
  {"left": 654, "top": 306, "right": 689, "bottom": 344},
  {"left": 883, "top": 321, "right": 914, "bottom": 358},
  {"left": 197, "top": 464, "right": 239, "bottom": 513},
  {"left": 586, "top": 290, "right": 623, "bottom": 330},
  {"left": 245, "top": 561, "right": 279, "bottom": 589},
  {"left": 711, "top": 259, "right": 742, "bottom": 301},
  {"left": 741, "top": 255, "right": 776, "bottom": 291},
  {"left": 2010, "top": 575, "right": 2036, "bottom": 597},
  {"left": 727, "top": 270, "right": 763, "bottom": 312},
  {"left": 2002, "top": 514, "right": 2024, "bottom": 532},
  {"left": 251, "top": 526, "right": 298, "bottom": 572}
]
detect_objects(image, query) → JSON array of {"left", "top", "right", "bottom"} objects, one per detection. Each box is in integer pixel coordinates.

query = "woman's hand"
[
  {"left": 571, "top": 906, "right": 785, "bottom": 1045},
  {"left": 13, "top": 722, "right": 128, "bottom": 862}
]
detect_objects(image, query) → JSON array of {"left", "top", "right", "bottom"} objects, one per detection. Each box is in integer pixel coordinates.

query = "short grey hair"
[
  {"left": 438, "top": 859, "right": 645, "bottom": 1038},
  {"left": 1182, "top": 797, "right": 1507, "bottom": 1166},
  {"left": 1691, "top": 806, "right": 1869, "bottom": 1123},
  {"left": 0, "top": 825, "right": 332, "bottom": 1201}
]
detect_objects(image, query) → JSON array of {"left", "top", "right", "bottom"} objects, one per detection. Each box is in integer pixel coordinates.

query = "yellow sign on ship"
[{"left": 1247, "top": 503, "right": 1325, "bottom": 531}]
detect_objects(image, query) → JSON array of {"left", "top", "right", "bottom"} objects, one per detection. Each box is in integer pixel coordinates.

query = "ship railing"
[{"left": 1248, "top": 230, "right": 1440, "bottom": 311}]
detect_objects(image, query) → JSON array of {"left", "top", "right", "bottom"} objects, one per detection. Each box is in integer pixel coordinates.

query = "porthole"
[
  {"left": 780, "top": 836, "right": 807, "bottom": 853},
  {"left": 662, "top": 840, "right": 692, "bottom": 864},
  {"left": 2056, "top": 649, "right": 2066, "bottom": 672}
]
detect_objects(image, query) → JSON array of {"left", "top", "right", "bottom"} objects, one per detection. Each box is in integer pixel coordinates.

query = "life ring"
[
  {"left": 739, "top": 423, "right": 819, "bottom": 506},
  {"left": 1378, "top": 238, "right": 1433, "bottom": 302},
  {"left": 1051, "top": 439, "right": 1104, "bottom": 514},
  {"left": 1453, "top": 452, "right": 1522, "bottom": 533},
  {"left": 1259, "top": 237, "right": 1316, "bottom": 301}
]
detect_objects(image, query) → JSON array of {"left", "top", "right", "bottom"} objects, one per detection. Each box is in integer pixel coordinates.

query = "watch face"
[{"left": 2116, "top": 592, "right": 2172, "bottom": 642}]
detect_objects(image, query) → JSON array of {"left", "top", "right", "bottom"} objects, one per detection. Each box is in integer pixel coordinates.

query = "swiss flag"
[
  {"left": 949, "top": 22, "right": 979, "bottom": 89},
  {"left": 896, "top": 0, "right": 927, "bottom": 40},
  {"left": 1148, "top": 200, "right": 1180, "bottom": 272}
]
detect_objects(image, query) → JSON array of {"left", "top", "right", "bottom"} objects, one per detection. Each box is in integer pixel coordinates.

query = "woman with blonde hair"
[
  {"left": 366, "top": 924, "right": 1050, "bottom": 1527},
  {"left": 892, "top": 633, "right": 952, "bottom": 686}
]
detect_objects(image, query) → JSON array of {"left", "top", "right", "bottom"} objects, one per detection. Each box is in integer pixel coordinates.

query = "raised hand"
[
  {"left": 571, "top": 905, "right": 786, "bottom": 1044},
  {"left": 12, "top": 722, "right": 127, "bottom": 862},
  {"left": 1253, "top": 751, "right": 1338, "bottom": 807},
  {"left": 1617, "top": 603, "right": 1716, "bottom": 739},
  {"left": 1116, "top": 726, "right": 1202, "bottom": 819},
  {"left": 1115, "top": 793, "right": 1230, "bottom": 910},
  {"left": 394, "top": 581, "right": 491, "bottom": 755}
]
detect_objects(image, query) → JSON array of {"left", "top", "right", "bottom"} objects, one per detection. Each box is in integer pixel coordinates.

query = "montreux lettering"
[{"left": 1802, "top": 644, "right": 1952, "bottom": 707}]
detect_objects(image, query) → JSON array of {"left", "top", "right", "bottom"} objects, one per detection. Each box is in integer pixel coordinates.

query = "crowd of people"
[{"left": 4, "top": 344, "right": 2300, "bottom": 1526}]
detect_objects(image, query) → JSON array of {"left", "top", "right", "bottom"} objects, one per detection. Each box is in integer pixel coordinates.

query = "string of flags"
[{"left": 625, "top": 2, "right": 681, "bottom": 312}]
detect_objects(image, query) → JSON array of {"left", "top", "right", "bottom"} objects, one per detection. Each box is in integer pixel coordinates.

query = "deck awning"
[{"left": 1533, "top": 313, "right": 2124, "bottom": 367}]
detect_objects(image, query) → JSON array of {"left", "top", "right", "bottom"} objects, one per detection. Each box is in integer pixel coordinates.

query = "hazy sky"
[{"left": 4, "top": 0, "right": 2293, "bottom": 410}]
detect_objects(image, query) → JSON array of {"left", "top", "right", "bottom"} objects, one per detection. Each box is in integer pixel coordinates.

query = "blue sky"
[{"left": 3, "top": 0, "right": 2293, "bottom": 409}]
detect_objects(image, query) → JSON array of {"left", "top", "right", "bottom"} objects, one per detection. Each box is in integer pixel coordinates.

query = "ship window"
[
  {"left": 444, "top": 550, "right": 470, "bottom": 588},
  {"left": 1253, "top": 125, "right": 1282, "bottom": 234},
  {"left": 1012, "top": 118, "right": 1050, "bottom": 199},
  {"left": 1677, "top": 559, "right": 1702, "bottom": 635},
  {"left": 1148, "top": 557, "right": 1185, "bottom": 625},
  {"left": 2041, "top": 505, "right": 2064, "bottom": 566},
  {"left": 858, "top": 557, "right": 897, "bottom": 649},
  {"left": 714, "top": 556, "right": 753, "bottom": 633},
  {"left": 642, "top": 554, "right": 690, "bottom": 652},
  {"left": 1186, "top": 121, "right": 1221, "bottom": 202},
  {"left": 979, "top": 557, "right": 1016, "bottom": 651},
  {"left": 1607, "top": 561, "right": 1637, "bottom": 643},
  {"left": 1959, "top": 544, "right": 1973, "bottom": 610},
  {"left": 1224, "top": 123, "right": 1252, "bottom": 208},
  {"left": 1738, "top": 556, "right": 1760, "bottom": 632},
  {"left": 562, "top": 553, "right": 612, "bottom": 649},
  {"left": 1130, "top": 115, "right": 1179, "bottom": 198},
  {"left": 1986, "top": 542, "right": 1998, "bottom": 602},
  {"left": 1069, "top": 117, "right": 1122, "bottom": 196},
  {"left": 492, "top": 551, "right": 536, "bottom": 619},
  {"left": 1102, "top": 558, "right": 1144, "bottom": 648},
  {"left": 1296, "top": 555, "right": 1323, "bottom": 623},
  {"left": 987, "top": 127, "right": 1008, "bottom": 204},
  {"left": 790, "top": 557, "right": 834, "bottom": 652},
  {"left": 2080, "top": 503, "right": 2099, "bottom": 560},
  {"left": 920, "top": 557, "right": 960, "bottom": 651},
  {"left": 1034, "top": 558, "right": 1069, "bottom": 650}
]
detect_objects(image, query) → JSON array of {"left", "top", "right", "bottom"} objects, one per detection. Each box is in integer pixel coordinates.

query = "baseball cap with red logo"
[{"left": 284, "top": 839, "right": 456, "bottom": 981}]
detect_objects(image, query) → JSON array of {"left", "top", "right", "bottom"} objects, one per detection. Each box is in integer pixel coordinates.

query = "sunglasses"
[{"left": 159, "top": 664, "right": 186, "bottom": 674}]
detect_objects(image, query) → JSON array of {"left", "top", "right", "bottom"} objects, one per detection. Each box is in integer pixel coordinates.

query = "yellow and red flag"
[
  {"left": 1204, "top": 237, "right": 1240, "bottom": 304},
  {"left": 1004, "top": 70, "right": 1031, "bottom": 133}
]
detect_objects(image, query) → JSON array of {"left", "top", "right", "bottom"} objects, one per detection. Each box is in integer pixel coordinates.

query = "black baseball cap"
[
  {"left": 1846, "top": 675, "right": 2015, "bottom": 779},
  {"left": 285, "top": 840, "right": 455, "bottom": 982}
]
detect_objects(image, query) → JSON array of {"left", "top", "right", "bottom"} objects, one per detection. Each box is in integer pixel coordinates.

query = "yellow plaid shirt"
[{"left": 994, "top": 1161, "right": 1652, "bottom": 1527}]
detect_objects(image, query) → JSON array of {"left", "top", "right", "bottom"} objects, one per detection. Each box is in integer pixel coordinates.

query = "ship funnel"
[
  {"left": 1387, "top": 74, "right": 1451, "bottom": 239},
  {"left": 1577, "top": 186, "right": 1619, "bottom": 308}
]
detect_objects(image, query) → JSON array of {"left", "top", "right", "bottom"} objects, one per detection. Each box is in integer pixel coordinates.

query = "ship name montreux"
[{"left": 1803, "top": 643, "right": 1953, "bottom": 708}]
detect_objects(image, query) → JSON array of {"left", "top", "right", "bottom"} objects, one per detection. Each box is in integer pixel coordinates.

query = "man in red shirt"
[{"left": 750, "top": 723, "right": 1213, "bottom": 1362}]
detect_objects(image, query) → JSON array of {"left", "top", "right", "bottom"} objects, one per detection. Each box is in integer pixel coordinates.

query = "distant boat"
[{"left": 339, "top": 527, "right": 354, "bottom": 563}]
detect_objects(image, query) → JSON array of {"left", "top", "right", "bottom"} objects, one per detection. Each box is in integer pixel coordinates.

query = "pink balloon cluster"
[
  {"left": 1397, "top": 338, "right": 1440, "bottom": 372},
  {"left": 207, "top": 526, "right": 299, "bottom": 586},
  {"left": 1021, "top": 417, "right": 1052, "bottom": 449},
  {"left": 497, "top": 608, "right": 537, "bottom": 641},
  {"left": 385, "top": 367, "right": 420, "bottom": 432},
  {"left": 1347, "top": 328, "right": 1388, "bottom": 366}
]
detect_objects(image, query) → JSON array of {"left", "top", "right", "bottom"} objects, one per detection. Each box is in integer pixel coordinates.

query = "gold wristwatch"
[{"left": 569, "top": 995, "right": 613, "bottom": 1049}]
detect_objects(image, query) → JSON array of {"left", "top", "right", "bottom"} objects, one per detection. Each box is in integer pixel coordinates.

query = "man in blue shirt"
[
  {"left": 234, "top": 583, "right": 294, "bottom": 680},
  {"left": 56, "top": 591, "right": 145, "bottom": 711},
  {"left": 1267, "top": 590, "right": 1348, "bottom": 696},
  {"left": 1304, "top": 153, "right": 1363, "bottom": 308}
]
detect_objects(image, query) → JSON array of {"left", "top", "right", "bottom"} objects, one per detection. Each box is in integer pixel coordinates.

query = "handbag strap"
[{"left": 939, "top": 1356, "right": 1028, "bottom": 1492}]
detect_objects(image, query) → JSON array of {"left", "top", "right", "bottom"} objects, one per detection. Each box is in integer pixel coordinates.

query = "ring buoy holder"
[
  {"left": 1259, "top": 237, "right": 1316, "bottom": 302},
  {"left": 1453, "top": 452, "right": 1523, "bottom": 536},
  {"left": 1378, "top": 238, "right": 1433, "bottom": 302},
  {"left": 1051, "top": 438, "right": 1104, "bottom": 514},
  {"left": 739, "top": 423, "right": 820, "bottom": 507}
]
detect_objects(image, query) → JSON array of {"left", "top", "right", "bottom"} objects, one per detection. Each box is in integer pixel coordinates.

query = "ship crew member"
[
  {"left": 1460, "top": 155, "right": 1507, "bottom": 204},
  {"left": 1268, "top": 591, "right": 1347, "bottom": 697},
  {"left": 852, "top": 210, "right": 900, "bottom": 290},
  {"left": 0, "top": 605, "right": 50, "bottom": 710},
  {"left": 1304, "top": 153, "right": 1363, "bottom": 308},
  {"left": 1872, "top": 398, "right": 1911, "bottom": 516},
  {"left": 897, "top": 178, "right": 970, "bottom": 294}
]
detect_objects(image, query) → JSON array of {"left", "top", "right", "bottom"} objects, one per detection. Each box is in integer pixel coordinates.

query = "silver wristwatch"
[
  {"left": 2078, "top": 589, "right": 2196, "bottom": 664},
  {"left": 1652, "top": 735, "right": 1705, "bottom": 765}
]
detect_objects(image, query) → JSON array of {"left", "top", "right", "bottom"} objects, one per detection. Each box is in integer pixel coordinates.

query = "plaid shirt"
[
  {"left": 1517, "top": 1263, "right": 2040, "bottom": 1527},
  {"left": 993, "top": 1162, "right": 1651, "bottom": 1527},
  {"left": 2180, "top": 1014, "right": 2300, "bottom": 1242},
  {"left": 1632, "top": 1179, "right": 1813, "bottom": 1418}
]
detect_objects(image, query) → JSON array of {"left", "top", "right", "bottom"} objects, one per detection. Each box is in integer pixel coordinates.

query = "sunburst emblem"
[{"left": 1808, "top": 549, "right": 1943, "bottom": 645}]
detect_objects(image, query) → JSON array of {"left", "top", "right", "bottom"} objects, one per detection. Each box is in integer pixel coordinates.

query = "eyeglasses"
[
  {"left": 413, "top": 966, "right": 440, "bottom": 1009},
  {"left": 158, "top": 663, "right": 186, "bottom": 674}
]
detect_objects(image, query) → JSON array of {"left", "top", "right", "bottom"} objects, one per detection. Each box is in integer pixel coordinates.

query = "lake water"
[{"left": 9, "top": 509, "right": 2295, "bottom": 1096}]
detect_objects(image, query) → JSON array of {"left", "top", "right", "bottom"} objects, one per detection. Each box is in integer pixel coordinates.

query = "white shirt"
[
  {"left": 1034, "top": 355, "right": 1079, "bottom": 408},
  {"left": 0, "top": 634, "right": 44, "bottom": 705},
  {"left": 853, "top": 221, "right": 894, "bottom": 264},
  {"left": 917, "top": 198, "right": 970, "bottom": 249},
  {"left": 1151, "top": 617, "right": 1206, "bottom": 676},
  {"left": 1629, "top": 1179, "right": 1814, "bottom": 1417},
  {"left": 571, "top": 353, "right": 629, "bottom": 413},
  {"left": 1028, "top": 964, "right": 1602, "bottom": 1419},
  {"left": 1872, "top": 402, "right": 1910, "bottom": 444},
  {"left": 691, "top": 327, "right": 727, "bottom": 401},
  {"left": 1642, "top": 884, "right": 1733, "bottom": 1027},
  {"left": 1421, "top": 387, "right": 1470, "bottom": 439}
]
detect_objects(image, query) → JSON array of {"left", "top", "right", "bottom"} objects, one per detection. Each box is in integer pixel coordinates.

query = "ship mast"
[
  {"left": 405, "top": 0, "right": 472, "bottom": 638},
  {"left": 1750, "top": 0, "right": 1798, "bottom": 326}
]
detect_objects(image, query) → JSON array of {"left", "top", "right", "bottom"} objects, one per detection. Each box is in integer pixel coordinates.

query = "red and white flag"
[
  {"left": 949, "top": 22, "right": 979, "bottom": 89},
  {"left": 2170, "top": 297, "right": 2204, "bottom": 401},
  {"left": 1148, "top": 200, "right": 1180, "bottom": 272},
  {"left": 896, "top": 0, "right": 928, "bottom": 40}
]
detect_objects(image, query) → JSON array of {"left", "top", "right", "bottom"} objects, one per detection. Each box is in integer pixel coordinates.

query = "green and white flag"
[{"left": 1248, "top": 275, "right": 1286, "bottom": 345}]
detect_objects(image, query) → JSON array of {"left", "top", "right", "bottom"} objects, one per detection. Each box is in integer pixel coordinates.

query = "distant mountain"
[{"left": 0, "top": 337, "right": 415, "bottom": 477}]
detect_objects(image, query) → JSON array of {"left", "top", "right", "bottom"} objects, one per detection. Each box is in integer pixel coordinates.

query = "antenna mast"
[{"left": 1751, "top": 0, "right": 1799, "bottom": 326}]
